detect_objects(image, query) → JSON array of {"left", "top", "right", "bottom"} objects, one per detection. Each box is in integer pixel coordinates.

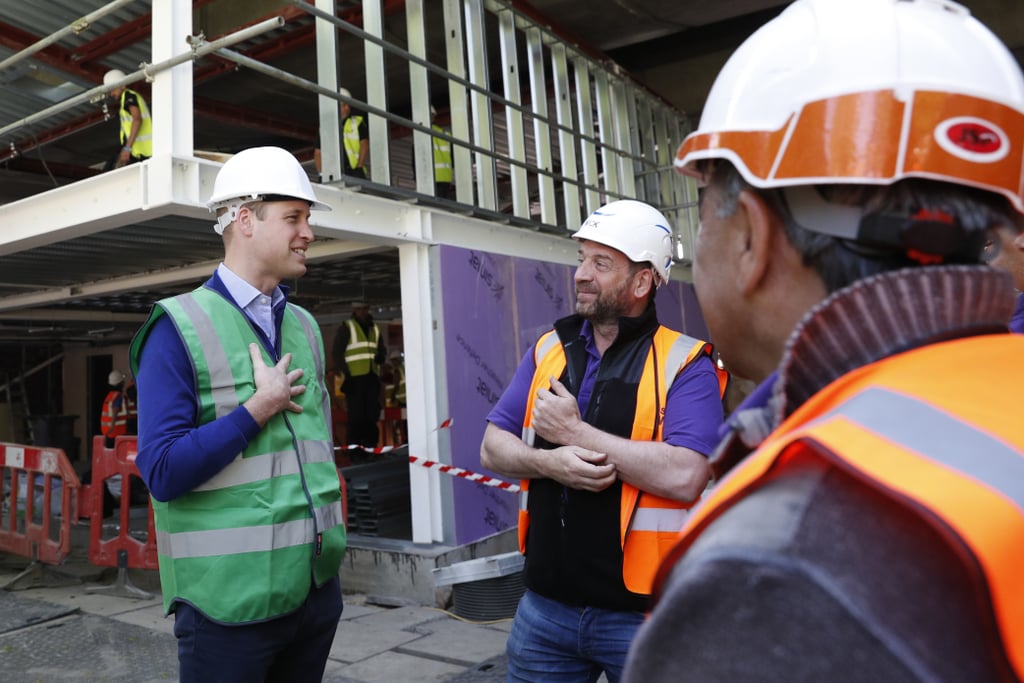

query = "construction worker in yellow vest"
[
  {"left": 314, "top": 87, "right": 369, "bottom": 181},
  {"left": 333, "top": 301, "right": 386, "bottom": 449},
  {"left": 102, "top": 69, "right": 152, "bottom": 171},
  {"left": 431, "top": 106, "right": 453, "bottom": 199}
]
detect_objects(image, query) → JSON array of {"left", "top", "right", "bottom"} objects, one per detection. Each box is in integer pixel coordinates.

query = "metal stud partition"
[{"left": 296, "top": 0, "right": 700, "bottom": 268}]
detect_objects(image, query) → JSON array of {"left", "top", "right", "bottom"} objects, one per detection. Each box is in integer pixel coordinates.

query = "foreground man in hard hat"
[
  {"left": 623, "top": 1, "right": 1024, "bottom": 681},
  {"left": 481, "top": 200, "right": 725, "bottom": 681},
  {"left": 102, "top": 69, "right": 152, "bottom": 170},
  {"left": 130, "top": 146, "right": 346, "bottom": 682}
]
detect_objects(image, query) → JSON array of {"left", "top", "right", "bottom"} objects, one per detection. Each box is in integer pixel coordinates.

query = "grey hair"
[{"left": 700, "top": 160, "right": 1024, "bottom": 293}]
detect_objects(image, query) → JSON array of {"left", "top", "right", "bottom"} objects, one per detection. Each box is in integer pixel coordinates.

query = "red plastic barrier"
[
  {"left": 88, "top": 435, "right": 158, "bottom": 571},
  {"left": 0, "top": 442, "right": 80, "bottom": 583}
]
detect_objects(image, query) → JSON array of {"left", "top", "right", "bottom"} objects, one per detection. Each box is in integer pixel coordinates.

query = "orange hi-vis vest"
[
  {"left": 520, "top": 325, "right": 724, "bottom": 596},
  {"left": 101, "top": 389, "right": 136, "bottom": 438},
  {"left": 654, "top": 334, "right": 1024, "bottom": 678}
]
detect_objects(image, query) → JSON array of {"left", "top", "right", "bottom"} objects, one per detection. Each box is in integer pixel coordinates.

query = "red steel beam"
[
  {"left": 194, "top": 97, "right": 317, "bottom": 143},
  {"left": 1, "top": 0, "right": 406, "bottom": 167}
]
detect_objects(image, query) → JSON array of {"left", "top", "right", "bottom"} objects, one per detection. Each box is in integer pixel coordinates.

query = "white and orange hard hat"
[{"left": 676, "top": 0, "right": 1024, "bottom": 215}]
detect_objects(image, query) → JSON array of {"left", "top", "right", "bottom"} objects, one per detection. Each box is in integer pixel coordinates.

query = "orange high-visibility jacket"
[
  {"left": 520, "top": 325, "right": 723, "bottom": 595},
  {"left": 100, "top": 389, "right": 136, "bottom": 438},
  {"left": 655, "top": 334, "right": 1024, "bottom": 677}
]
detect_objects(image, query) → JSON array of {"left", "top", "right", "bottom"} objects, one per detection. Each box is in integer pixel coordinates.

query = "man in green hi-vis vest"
[{"left": 130, "top": 146, "right": 346, "bottom": 683}]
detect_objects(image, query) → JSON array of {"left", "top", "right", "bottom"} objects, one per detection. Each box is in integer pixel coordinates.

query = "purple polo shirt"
[
  {"left": 487, "top": 320, "right": 723, "bottom": 457},
  {"left": 1011, "top": 293, "right": 1024, "bottom": 334}
]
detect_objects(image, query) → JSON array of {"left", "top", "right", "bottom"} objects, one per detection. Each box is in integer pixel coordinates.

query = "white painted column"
[{"left": 400, "top": 238, "right": 448, "bottom": 544}]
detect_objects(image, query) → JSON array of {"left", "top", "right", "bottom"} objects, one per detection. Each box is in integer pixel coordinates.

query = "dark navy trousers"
[{"left": 173, "top": 576, "right": 343, "bottom": 683}]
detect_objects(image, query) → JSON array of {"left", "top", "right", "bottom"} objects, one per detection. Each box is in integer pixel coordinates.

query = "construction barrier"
[
  {"left": 0, "top": 441, "right": 81, "bottom": 590},
  {"left": 86, "top": 435, "right": 157, "bottom": 599}
]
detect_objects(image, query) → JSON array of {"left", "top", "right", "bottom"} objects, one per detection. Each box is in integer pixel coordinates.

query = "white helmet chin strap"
[{"left": 212, "top": 198, "right": 260, "bottom": 235}]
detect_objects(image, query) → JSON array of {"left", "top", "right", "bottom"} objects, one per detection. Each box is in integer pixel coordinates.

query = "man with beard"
[{"left": 480, "top": 199, "right": 725, "bottom": 682}]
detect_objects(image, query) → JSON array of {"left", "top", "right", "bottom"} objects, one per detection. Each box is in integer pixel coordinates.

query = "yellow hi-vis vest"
[
  {"left": 654, "top": 334, "right": 1024, "bottom": 679},
  {"left": 344, "top": 318, "right": 380, "bottom": 377},
  {"left": 119, "top": 88, "right": 152, "bottom": 158},
  {"left": 519, "top": 326, "right": 722, "bottom": 595},
  {"left": 432, "top": 124, "right": 453, "bottom": 183},
  {"left": 343, "top": 115, "right": 365, "bottom": 171}
]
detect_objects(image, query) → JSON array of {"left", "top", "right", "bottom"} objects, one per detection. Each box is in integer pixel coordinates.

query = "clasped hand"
[
  {"left": 250, "top": 343, "right": 306, "bottom": 415},
  {"left": 533, "top": 376, "right": 615, "bottom": 491}
]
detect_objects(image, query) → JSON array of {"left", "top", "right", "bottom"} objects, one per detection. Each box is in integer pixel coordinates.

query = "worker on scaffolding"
[{"left": 102, "top": 69, "right": 152, "bottom": 170}]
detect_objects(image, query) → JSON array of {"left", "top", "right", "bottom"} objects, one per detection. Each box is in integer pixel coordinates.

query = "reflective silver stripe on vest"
[
  {"left": 521, "top": 332, "right": 561, "bottom": 448},
  {"left": 158, "top": 517, "right": 314, "bottom": 558},
  {"left": 631, "top": 507, "right": 689, "bottom": 532},
  {"left": 192, "top": 440, "right": 335, "bottom": 492},
  {"left": 824, "top": 387, "right": 1024, "bottom": 509},
  {"left": 663, "top": 334, "right": 703, "bottom": 390},
  {"left": 157, "top": 498, "right": 343, "bottom": 560},
  {"left": 175, "top": 294, "right": 239, "bottom": 419},
  {"left": 292, "top": 308, "right": 332, "bottom": 425},
  {"left": 535, "top": 331, "right": 561, "bottom": 364},
  {"left": 315, "top": 498, "right": 346, "bottom": 533}
]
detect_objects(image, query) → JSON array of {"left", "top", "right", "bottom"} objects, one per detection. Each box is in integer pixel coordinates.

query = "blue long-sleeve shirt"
[{"left": 133, "top": 269, "right": 289, "bottom": 502}]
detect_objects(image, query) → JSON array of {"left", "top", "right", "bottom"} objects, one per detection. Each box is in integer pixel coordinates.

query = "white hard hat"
[
  {"left": 573, "top": 200, "right": 674, "bottom": 284},
  {"left": 338, "top": 87, "right": 352, "bottom": 100},
  {"left": 676, "top": 0, "right": 1024, "bottom": 215},
  {"left": 207, "top": 146, "right": 330, "bottom": 234},
  {"left": 103, "top": 69, "right": 126, "bottom": 87},
  {"left": 108, "top": 369, "right": 125, "bottom": 386}
]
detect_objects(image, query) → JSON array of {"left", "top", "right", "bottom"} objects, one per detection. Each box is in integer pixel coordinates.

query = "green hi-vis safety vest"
[
  {"left": 343, "top": 115, "right": 365, "bottom": 171},
  {"left": 130, "top": 287, "right": 346, "bottom": 624},
  {"left": 344, "top": 318, "right": 380, "bottom": 377},
  {"left": 432, "top": 124, "right": 453, "bottom": 183},
  {"left": 119, "top": 88, "right": 152, "bottom": 158}
]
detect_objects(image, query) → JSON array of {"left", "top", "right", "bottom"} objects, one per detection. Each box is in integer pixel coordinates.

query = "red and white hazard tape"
[
  {"left": 408, "top": 455, "right": 519, "bottom": 493},
  {"left": 332, "top": 417, "right": 516, "bottom": 493},
  {"left": 334, "top": 444, "right": 397, "bottom": 454},
  {"left": 333, "top": 417, "right": 454, "bottom": 453}
]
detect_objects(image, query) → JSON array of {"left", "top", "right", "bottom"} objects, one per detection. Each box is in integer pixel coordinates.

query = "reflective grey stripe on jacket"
[
  {"left": 156, "top": 501, "right": 345, "bottom": 559},
  {"left": 293, "top": 308, "right": 334, "bottom": 429},
  {"left": 662, "top": 333, "right": 704, "bottom": 392},
  {"left": 821, "top": 387, "right": 1024, "bottom": 508},
  {"left": 192, "top": 440, "right": 335, "bottom": 492},
  {"left": 176, "top": 293, "right": 239, "bottom": 419},
  {"left": 631, "top": 507, "right": 690, "bottom": 532}
]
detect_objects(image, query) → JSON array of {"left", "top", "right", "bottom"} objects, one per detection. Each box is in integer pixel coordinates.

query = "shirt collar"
[{"left": 216, "top": 263, "right": 285, "bottom": 309}]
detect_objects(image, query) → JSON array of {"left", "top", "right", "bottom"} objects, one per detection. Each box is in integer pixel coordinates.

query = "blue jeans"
[
  {"left": 506, "top": 589, "right": 645, "bottom": 683},
  {"left": 174, "top": 576, "right": 343, "bottom": 683}
]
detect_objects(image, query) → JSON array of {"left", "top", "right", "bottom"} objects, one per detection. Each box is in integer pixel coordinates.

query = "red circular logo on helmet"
[{"left": 934, "top": 117, "right": 1009, "bottom": 163}]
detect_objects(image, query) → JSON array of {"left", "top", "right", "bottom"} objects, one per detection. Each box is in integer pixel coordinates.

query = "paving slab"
[
  {"left": 0, "top": 590, "right": 78, "bottom": 635},
  {"left": 326, "top": 650, "right": 467, "bottom": 683},
  {"left": 0, "top": 612, "right": 178, "bottom": 682},
  {"left": 328, "top": 618, "right": 426, "bottom": 663},
  {"left": 400, "top": 616, "right": 509, "bottom": 666}
]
